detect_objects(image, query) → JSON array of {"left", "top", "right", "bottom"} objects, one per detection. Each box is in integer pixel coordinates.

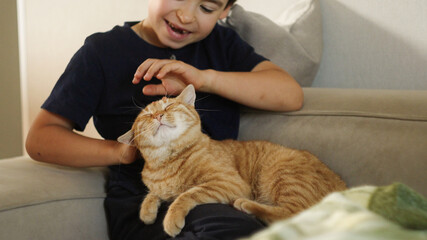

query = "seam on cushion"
[
  {"left": 241, "top": 110, "right": 427, "bottom": 122},
  {"left": 0, "top": 194, "right": 106, "bottom": 212},
  {"left": 286, "top": 112, "right": 427, "bottom": 122}
]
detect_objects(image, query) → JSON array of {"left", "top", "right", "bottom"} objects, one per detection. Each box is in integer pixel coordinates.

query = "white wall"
[
  {"left": 21, "top": 0, "right": 149, "bottom": 140},
  {"left": 20, "top": 0, "right": 427, "bottom": 143},
  {"left": 314, "top": 0, "right": 427, "bottom": 89}
]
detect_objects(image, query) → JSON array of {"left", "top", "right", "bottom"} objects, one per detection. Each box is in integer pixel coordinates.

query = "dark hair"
[{"left": 226, "top": 0, "right": 237, "bottom": 8}]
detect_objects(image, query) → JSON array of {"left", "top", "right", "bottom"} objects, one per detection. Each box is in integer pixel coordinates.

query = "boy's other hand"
[{"left": 117, "top": 142, "right": 139, "bottom": 165}]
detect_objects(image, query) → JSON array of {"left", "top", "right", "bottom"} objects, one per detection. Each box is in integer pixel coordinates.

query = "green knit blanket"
[
  {"left": 369, "top": 182, "right": 427, "bottom": 230},
  {"left": 243, "top": 183, "right": 427, "bottom": 240}
]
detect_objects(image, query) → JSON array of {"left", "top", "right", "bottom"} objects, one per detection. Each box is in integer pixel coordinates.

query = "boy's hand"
[
  {"left": 132, "top": 59, "right": 209, "bottom": 96},
  {"left": 117, "top": 142, "right": 139, "bottom": 165}
]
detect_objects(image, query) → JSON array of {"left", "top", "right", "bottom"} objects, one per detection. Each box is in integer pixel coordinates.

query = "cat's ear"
[
  {"left": 117, "top": 129, "right": 134, "bottom": 145},
  {"left": 178, "top": 84, "right": 196, "bottom": 106}
]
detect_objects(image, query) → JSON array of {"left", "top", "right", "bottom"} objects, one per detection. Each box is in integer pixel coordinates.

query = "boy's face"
[{"left": 144, "top": 0, "right": 231, "bottom": 49}]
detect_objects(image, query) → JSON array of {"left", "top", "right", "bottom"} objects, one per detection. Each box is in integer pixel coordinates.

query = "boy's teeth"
[{"left": 168, "top": 22, "right": 188, "bottom": 34}]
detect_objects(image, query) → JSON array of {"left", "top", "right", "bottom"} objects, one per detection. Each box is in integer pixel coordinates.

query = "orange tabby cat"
[{"left": 118, "top": 85, "right": 346, "bottom": 237}]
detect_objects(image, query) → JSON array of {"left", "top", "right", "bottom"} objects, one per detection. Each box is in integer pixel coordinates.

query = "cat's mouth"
[{"left": 153, "top": 122, "right": 176, "bottom": 136}]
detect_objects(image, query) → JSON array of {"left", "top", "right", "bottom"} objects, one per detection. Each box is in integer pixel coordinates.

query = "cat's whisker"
[
  {"left": 119, "top": 106, "right": 140, "bottom": 110},
  {"left": 130, "top": 130, "right": 147, "bottom": 143},
  {"left": 166, "top": 88, "right": 181, "bottom": 98},
  {"left": 131, "top": 97, "right": 146, "bottom": 110},
  {"left": 195, "top": 108, "right": 221, "bottom": 112},
  {"left": 195, "top": 95, "right": 210, "bottom": 102},
  {"left": 119, "top": 107, "right": 144, "bottom": 114}
]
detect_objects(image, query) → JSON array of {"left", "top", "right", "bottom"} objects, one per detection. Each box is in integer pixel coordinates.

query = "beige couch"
[
  {"left": 1, "top": 87, "right": 426, "bottom": 240},
  {"left": 2, "top": 0, "right": 427, "bottom": 239}
]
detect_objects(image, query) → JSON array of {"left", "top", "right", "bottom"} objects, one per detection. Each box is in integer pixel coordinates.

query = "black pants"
[{"left": 105, "top": 185, "right": 265, "bottom": 240}]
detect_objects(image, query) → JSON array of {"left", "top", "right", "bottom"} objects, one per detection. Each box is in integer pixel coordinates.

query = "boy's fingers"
[
  {"left": 132, "top": 74, "right": 142, "bottom": 84},
  {"left": 143, "top": 59, "right": 174, "bottom": 81},
  {"left": 142, "top": 84, "right": 167, "bottom": 96},
  {"left": 132, "top": 66, "right": 145, "bottom": 84},
  {"left": 132, "top": 65, "right": 148, "bottom": 84},
  {"left": 133, "top": 59, "right": 179, "bottom": 85},
  {"left": 157, "top": 62, "right": 185, "bottom": 79},
  {"left": 132, "top": 59, "right": 158, "bottom": 84}
]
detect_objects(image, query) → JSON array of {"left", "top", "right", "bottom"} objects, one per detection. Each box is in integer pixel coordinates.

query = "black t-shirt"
[{"left": 42, "top": 22, "right": 266, "bottom": 192}]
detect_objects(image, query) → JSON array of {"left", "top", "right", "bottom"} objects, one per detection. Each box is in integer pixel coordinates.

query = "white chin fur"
[{"left": 151, "top": 118, "right": 187, "bottom": 147}]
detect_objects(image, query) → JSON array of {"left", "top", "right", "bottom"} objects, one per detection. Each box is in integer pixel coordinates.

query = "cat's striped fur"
[{"left": 118, "top": 85, "right": 346, "bottom": 237}]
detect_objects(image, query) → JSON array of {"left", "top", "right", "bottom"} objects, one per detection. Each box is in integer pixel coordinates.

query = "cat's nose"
[{"left": 154, "top": 113, "right": 164, "bottom": 122}]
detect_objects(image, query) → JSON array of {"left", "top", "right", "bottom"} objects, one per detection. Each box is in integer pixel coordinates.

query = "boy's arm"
[
  {"left": 203, "top": 61, "right": 303, "bottom": 112},
  {"left": 134, "top": 59, "right": 303, "bottom": 112},
  {"left": 26, "top": 109, "right": 137, "bottom": 167}
]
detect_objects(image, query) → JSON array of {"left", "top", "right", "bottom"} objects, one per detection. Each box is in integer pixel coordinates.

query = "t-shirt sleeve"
[
  {"left": 223, "top": 27, "right": 268, "bottom": 72},
  {"left": 41, "top": 41, "right": 104, "bottom": 131}
]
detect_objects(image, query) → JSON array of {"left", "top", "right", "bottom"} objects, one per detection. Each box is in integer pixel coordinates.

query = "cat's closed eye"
[
  {"left": 140, "top": 111, "right": 153, "bottom": 118},
  {"left": 164, "top": 103, "right": 174, "bottom": 111}
]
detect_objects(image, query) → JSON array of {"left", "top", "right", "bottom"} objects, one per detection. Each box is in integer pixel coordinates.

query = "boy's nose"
[{"left": 177, "top": 9, "right": 195, "bottom": 24}]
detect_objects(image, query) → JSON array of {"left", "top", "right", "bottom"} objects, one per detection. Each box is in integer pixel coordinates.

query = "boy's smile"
[
  {"left": 165, "top": 19, "right": 192, "bottom": 41},
  {"left": 134, "top": 0, "right": 231, "bottom": 49}
]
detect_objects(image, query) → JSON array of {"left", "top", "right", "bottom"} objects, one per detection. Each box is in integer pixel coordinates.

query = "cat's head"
[{"left": 118, "top": 84, "right": 201, "bottom": 150}]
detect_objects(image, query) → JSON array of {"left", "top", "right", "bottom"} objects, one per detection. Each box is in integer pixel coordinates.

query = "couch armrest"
[
  {"left": 0, "top": 156, "right": 109, "bottom": 240},
  {"left": 239, "top": 88, "right": 427, "bottom": 197}
]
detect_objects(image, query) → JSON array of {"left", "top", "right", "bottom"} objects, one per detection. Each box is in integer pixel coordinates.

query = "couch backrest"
[
  {"left": 238, "top": 0, "right": 427, "bottom": 90},
  {"left": 238, "top": 88, "right": 427, "bottom": 197}
]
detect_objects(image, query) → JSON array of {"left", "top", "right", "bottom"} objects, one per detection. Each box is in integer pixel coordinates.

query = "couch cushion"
[
  {"left": 238, "top": 88, "right": 427, "bottom": 197},
  {"left": 287, "top": 88, "right": 427, "bottom": 121},
  {"left": 219, "top": 0, "right": 322, "bottom": 87},
  {"left": 0, "top": 156, "right": 109, "bottom": 240}
]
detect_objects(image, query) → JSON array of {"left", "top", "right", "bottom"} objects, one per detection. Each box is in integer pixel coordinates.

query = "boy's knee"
[{"left": 177, "top": 203, "right": 265, "bottom": 240}]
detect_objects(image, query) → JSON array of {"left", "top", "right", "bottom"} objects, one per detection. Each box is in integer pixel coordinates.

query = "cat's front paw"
[
  {"left": 163, "top": 208, "right": 186, "bottom": 237},
  {"left": 139, "top": 201, "right": 159, "bottom": 224},
  {"left": 139, "top": 193, "right": 161, "bottom": 224}
]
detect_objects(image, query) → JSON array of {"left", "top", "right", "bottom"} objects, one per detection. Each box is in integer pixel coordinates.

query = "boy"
[{"left": 26, "top": 0, "right": 303, "bottom": 239}]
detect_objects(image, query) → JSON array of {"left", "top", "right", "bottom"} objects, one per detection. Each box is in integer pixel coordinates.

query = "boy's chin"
[
  {"left": 161, "top": 35, "right": 205, "bottom": 49},
  {"left": 163, "top": 40, "right": 193, "bottom": 50}
]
